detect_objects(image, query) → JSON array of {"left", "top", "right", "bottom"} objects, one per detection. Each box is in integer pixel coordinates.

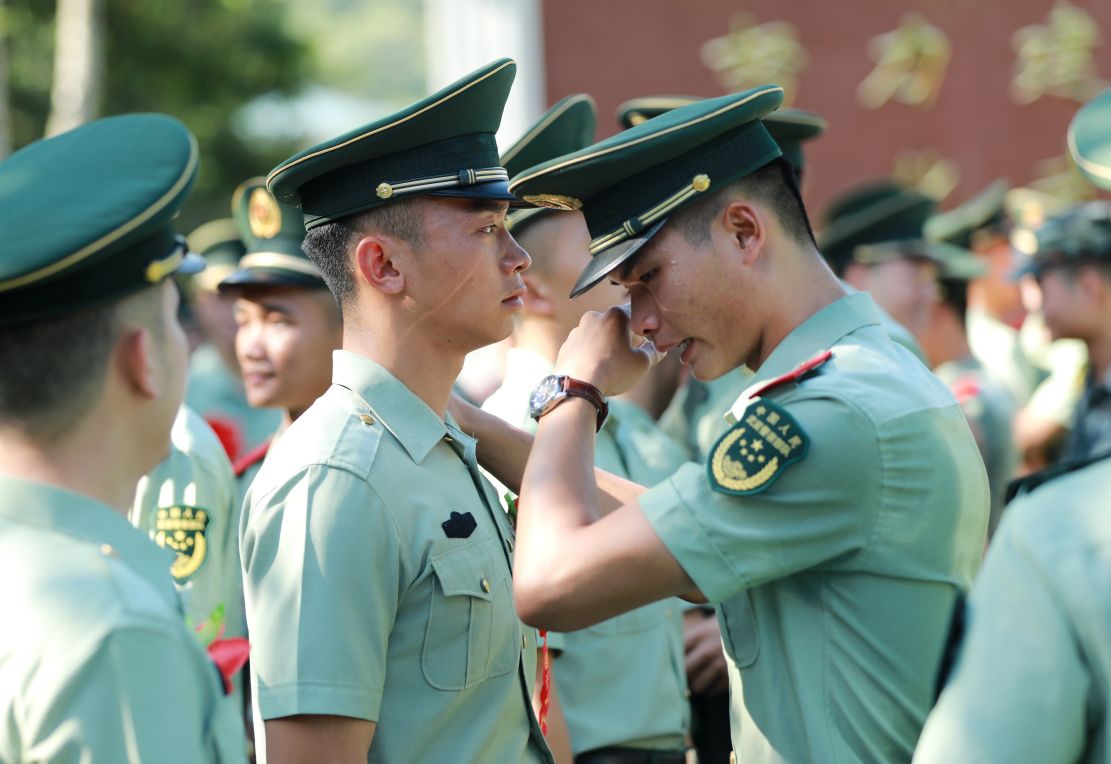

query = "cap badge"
[
  {"left": 522, "top": 193, "right": 582, "bottom": 211},
  {"left": 248, "top": 188, "right": 282, "bottom": 239}
]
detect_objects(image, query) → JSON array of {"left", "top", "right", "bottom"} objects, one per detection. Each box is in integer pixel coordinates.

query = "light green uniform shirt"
[
  {"left": 186, "top": 342, "right": 281, "bottom": 453},
  {"left": 934, "top": 356, "right": 1018, "bottom": 535},
  {"left": 915, "top": 456, "right": 1111, "bottom": 763},
  {"left": 131, "top": 405, "right": 247, "bottom": 709},
  {"left": 967, "top": 308, "right": 1041, "bottom": 407},
  {"left": 241, "top": 350, "right": 553, "bottom": 764},
  {"left": 659, "top": 286, "right": 927, "bottom": 463},
  {"left": 0, "top": 475, "right": 246, "bottom": 763},
  {"left": 1019, "top": 312, "right": 1088, "bottom": 428},
  {"left": 482, "top": 348, "right": 690, "bottom": 754},
  {"left": 639, "top": 293, "right": 989, "bottom": 763}
]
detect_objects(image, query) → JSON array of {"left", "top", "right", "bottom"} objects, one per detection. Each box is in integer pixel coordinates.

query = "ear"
[
  {"left": 721, "top": 200, "right": 764, "bottom": 265},
  {"left": 354, "top": 234, "right": 406, "bottom": 295},
  {"left": 521, "top": 271, "right": 555, "bottom": 317},
  {"left": 116, "top": 326, "right": 159, "bottom": 399}
]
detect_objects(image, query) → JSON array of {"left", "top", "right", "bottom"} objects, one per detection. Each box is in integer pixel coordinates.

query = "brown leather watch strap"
[{"left": 558, "top": 376, "right": 609, "bottom": 432}]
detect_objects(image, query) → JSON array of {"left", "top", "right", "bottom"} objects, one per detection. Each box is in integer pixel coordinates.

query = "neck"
[
  {"left": 0, "top": 419, "right": 149, "bottom": 514},
  {"left": 513, "top": 316, "right": 569, "bottom": 365},
  {"left": 341, "top": 320, "right": 464, "bottom": 418},
  {"left": 748, "top": 248, "right": 846, "bottom": 370},
  {"left": 923, "top": 318, "right": 971, "bottom": 369}
]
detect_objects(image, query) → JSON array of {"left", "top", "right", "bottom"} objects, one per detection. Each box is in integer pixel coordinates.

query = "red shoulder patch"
[
  {"left": 233, "top": 440, "right": 270, "bottom": 477},
  {"left": 747, "top": 349, "right": 833, "bottom": 400},
  {"left": 949, "top": 376, "right": 982, "bottom": 405}
]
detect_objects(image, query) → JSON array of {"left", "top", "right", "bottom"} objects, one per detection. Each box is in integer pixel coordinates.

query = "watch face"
[{"left": 528, "top": 375, "right": 563, "bottom": 418}]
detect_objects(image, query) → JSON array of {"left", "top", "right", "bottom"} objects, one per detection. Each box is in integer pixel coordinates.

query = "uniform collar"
[
  {"left": 0, "top": 473, "right": 179, "bottom": 606},
  {"left": 745, "top": 291, "right": 881, "bottom": 387},
  {"left": 331, "top": 350, "right": 450, "bottom": 464}
]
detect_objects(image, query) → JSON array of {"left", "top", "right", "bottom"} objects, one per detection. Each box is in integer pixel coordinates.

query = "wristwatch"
[{"left": 528, "top": 374, "right": 609, "bottom": 432}]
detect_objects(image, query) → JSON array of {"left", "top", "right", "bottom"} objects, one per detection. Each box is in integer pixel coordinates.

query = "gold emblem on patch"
[
  {"left": 522, "top": 194, "right": 583, "bottom": 211},
  {"left": 248, "top": 188, "right": 282, "bottom": 239},
  {"left": 708, "top": 400, "right": 808, "bottom": 495},
  {"left": 153, "top": 505, "right": 211, "bottom": 583}
]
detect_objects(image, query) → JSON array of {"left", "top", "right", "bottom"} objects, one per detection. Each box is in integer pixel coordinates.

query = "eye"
[
  {"left": 638, "top": 268, "right": 658, "bottom": 285},
  {"left": 479, "top": 223, "right": 498, "bottom": 235}
]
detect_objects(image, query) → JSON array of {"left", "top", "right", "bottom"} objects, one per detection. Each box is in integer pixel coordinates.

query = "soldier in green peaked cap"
[
  {"left": 487, "top": 94, "right": 691, "bottom": 763},
  {"left": 240, "top": 59, "right": 553, "bottom": 764},
  {"left": 0, "top": 114, "right": 247, "bottom": 761},
  {"left": 450, "top": 85, "right": 988, "bottom": 763},
  {"left": 220, "top": 178, "right": 341, "bottom": 537}
]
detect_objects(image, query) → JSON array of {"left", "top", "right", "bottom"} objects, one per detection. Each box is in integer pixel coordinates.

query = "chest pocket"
[
  {"left": 718, "top": 590, "right": 760, "bottom": 669},
  {"left": 422, "top": 535, "right": 520, "bottom": 690}
]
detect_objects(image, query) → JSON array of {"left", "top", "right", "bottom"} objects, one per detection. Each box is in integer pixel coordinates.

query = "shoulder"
[
  {"left": 253, "top": 386, "right": 385, "bottom": 492},
  {"left": 1004, "top": 457, "right": 1111, "bottom": 552},
  {"left": 170, "top": 405, "right": 236, "bottom": 484}
]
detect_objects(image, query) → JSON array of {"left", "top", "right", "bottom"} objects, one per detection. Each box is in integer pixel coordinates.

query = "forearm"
[{"left": 454, "top": 394, "right": 646, "bottom": 510}]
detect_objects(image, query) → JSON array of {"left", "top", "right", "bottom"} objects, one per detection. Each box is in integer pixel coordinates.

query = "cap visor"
[
  {"left": 426, "top": 179, "right": 533, "bottom": 207},
  {"left": 176, "top": 251, "right": 207, "bottom": 277},
  {"left": 570, "top": 218, "right": 667, "bottom": 298},
  {"left": 218, "top": 268, "right": 325, "bottom": 292},
  {"left": 927, "top": 242, "right": 989, "bottom": 280}
]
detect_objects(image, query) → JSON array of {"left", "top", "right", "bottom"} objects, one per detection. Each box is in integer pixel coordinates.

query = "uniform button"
[
  {"left": 521, "top": 634, "right": 527, "bottom": 650},
  {"left": 359, "top": 413, "right": 375, "bottom": 426},
  {"left": 444, "top": 434, "right": 454, "bottom": 443},
  {"left": 684, "top": 689, "right": 692, "bottom": 699},
  {"left": 99, "top": 543, "right": 118, "bottom": 558},
  {"left": 506, "top": 538, "right": 514, "bottom": 552},
  {"left": 481, "top": 577, "right": 491, "bottom": 593}
]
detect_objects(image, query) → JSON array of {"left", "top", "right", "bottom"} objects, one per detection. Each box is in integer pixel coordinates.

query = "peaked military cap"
[
  {"left": 187, "top": 218, "right": 244, "bottom": 292},
  {"left": 511, "top": 85, "right": 785, "bottom": 297},
  {"left": 615, "top": 95, "right": 826, "bottom": 172},
  {"left": 1069, "top": 88, "right": 1111, "bottom": 190},
  {"left": 219, "top": 178, "right": 322, "bottom": 290},
  {"left": 819, "top": 181, "right": 979, "bottom": 277},
  {"left": 924, "top": 180, "right": 1011, "bottom": 251},
  {"left": 0, "top": 113, "right": 203, "bottom": 325},
  {"left": 1012, "top": 201, "right": 1111, "bottom": 277},
  {"left": 268, "top": 58, "right": 525, "bottom": 229},
  {"left": 500, "top": 93, "right": 596, "bottom": 236}
]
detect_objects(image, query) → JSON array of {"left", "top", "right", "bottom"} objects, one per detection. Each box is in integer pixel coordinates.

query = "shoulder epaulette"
[
  {"left": 748, "top": 349, "right": 833, "bottom": 401},
  {"left": 233, "top": 440, "right": 270, "bottom": 478},
  {"left": 1004, "top": 447, "right": 1111, "bottom": 504}
]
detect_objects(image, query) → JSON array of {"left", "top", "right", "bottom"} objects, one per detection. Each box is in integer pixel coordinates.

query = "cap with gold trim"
[
  {"left": 818, "top": 181, "right": 982, "bottom": 279},
  {"left": 267, "top": 58, "right": 526, "bottom": 229},
  {"left": 218, "top": 178, "right": 321, "bottom": 290},
  {"left": 501, "top": 93, "right": 596, "bottom": 237},
  {"left": 510, "top": 85, "right": 785, "bottom": 297},
  {"left": 1070, "top": 88, "right": 1111, "bottom": 190},
  {"left": 187, "top": 218, "right": 244, "bottom": 293},
  {"left": 615, "top": 95, "right": 826, "bottom": 173},
  {"left": 0, "top": 113, "right": 203, "bottom": 325}
]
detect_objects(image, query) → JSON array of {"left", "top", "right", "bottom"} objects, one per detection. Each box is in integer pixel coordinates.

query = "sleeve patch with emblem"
[
  {"left": 708, "top": 399, "right": 809, "bottom": 495},
  {"left": 153, "top": 505, "right": 211, "bottom": 583}
]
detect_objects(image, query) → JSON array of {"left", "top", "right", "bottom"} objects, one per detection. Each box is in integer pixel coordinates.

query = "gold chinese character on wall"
[
  {"left": 858, "top": 13, "right": 951, "bottom": 110},
  {"left": 892, "top": 149, "right": 959, "bottom": 202},
  {"left": 1012, "top": 1, "right": 1105, "bottom": 104},
  {"left": 701, "top": 12, "right": 807, "bottom": 106}
]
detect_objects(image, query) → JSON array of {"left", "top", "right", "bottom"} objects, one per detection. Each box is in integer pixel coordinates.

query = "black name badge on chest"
[{"left": 441, "top": 510, "right": 478, "bottom": 539}]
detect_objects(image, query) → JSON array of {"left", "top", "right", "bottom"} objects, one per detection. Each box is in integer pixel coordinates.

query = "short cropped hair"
[
  {"left": 0, "top": 285, "right": 164, "bottom": 442},
  {"left": 670, "top": 157, "right": 817, "bottom": 249},
  {"left": 301, "top": 197, "right": 426, "bottom": 315}
]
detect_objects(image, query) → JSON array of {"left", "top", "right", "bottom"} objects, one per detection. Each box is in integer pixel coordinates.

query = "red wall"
[{"left": 540, "top": 0, "right": 1111, "bottom": 216}]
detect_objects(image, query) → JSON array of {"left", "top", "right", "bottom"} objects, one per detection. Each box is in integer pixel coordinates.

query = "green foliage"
[{"left": 5, "top": 0, "right": 310, "bottom": 228}]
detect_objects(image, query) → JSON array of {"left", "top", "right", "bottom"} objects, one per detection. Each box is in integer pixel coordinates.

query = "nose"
[
  {"left": 503, "top": 229, "right": 531, "bottom": 274},
  {"left": 237, "top": 322, "right": 266, "bottom": 362},
  {"left": 628, "top": 291, "right": 660, "bottom": 338}
]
